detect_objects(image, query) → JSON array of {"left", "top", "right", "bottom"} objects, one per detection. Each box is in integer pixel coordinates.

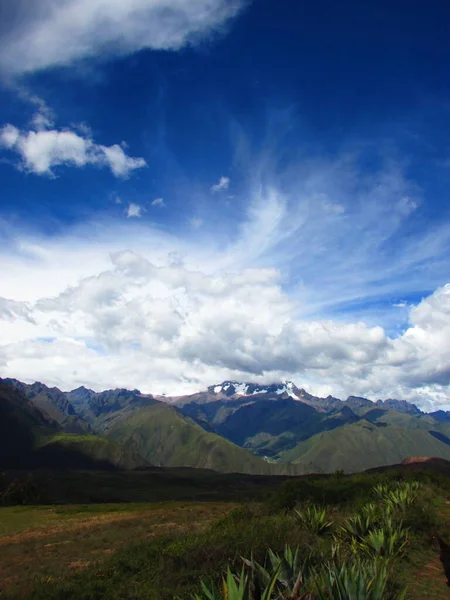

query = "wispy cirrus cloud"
[
  {"left": 221, "top": 155, "right": 434, "bottom": 323},
  {"left": 0, "top": 0, "right": 247, "bottom": 75}
]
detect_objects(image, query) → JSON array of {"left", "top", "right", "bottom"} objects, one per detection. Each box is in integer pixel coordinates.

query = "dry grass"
[{"left": 0, "top": 501, "right": 235, "bottom": 598}]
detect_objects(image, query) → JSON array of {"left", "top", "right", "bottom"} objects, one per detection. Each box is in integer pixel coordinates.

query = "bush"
[{"left": 0, "top": 474, "right": 41, "bottom": 505}]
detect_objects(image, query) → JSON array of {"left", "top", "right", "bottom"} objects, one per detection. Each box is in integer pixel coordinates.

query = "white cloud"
[
  {"left": 211, "top": 176, "right": 230, "bottom": 193},
  {"left": 2, "top": 229, "right": 450, "bottom": 409},
  {"left": 127, "top": 203, "right": 144, "bottom": 218},
  {"left": 0, "top": 123, "right": 146, "bottom": 178},
  {"left": 101, "top": 144, "right": 146, "bottom": 178},
  {"left": 152, "top": 197, "right": 165, "bottom": 207},
  {"left": 7, "top": 85, "right": 55, "bottom": 130},
  {"left": 393, "top": 301, "right": 408, "bottom": 308},
  {"left": 0, "top": 298, "right": 34, "bottom": 323},
  {"left": 0, "top": 124, "right": 20, "bottom": 148},
  {"left": 0, "top": 0, "right": 246, "bottom": 75}
]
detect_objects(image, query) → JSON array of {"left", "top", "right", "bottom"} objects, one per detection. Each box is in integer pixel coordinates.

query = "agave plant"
[
  {"left": 372, "top": 483, "right": 391, "bottom": 502},
  {"left": 372, "top": 481, "right": 420, "bottom": 513},
  {"left": 340, "top": 513, "right": 373, "bottom": 541},
  {"left": 384, "top": 483, "right": 420, "bottom": 513},
  {"left": 295, "top": 505, "right": 333, "bottom": 536},
  {"left": 356, "top": 518, "right": 409, "bottom": 559},
  {"left": 242, "top": 547, "right": 313, "bottom": 600},
  {"left": 194, "top": 564, "right": 280, "bottom": 600},
  {"left": 314, "top": 560, "right": 407, "bottom": 600},
  {"left": 360, "top": 502, "right": 379, "bottom": 521}
]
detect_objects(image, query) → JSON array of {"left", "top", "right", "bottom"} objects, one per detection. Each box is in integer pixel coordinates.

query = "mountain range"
[{"left": 2, "top": 377, "right": 450, "bottom": 474}]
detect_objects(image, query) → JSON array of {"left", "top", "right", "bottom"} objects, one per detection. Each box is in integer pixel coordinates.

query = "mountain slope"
[
  {"left": 66, "top": 386, "right": 156, "bottom": 431},
  {"left": 0, "top": 381, "right": 145, "bottom": 470},
  {"left": 0, "top": 380, "right": 55, "bottom": 468},
  {"left": 281, "top": 418, "right": 450, "bottom": 473},
  {"left": 4, "top": 376, "right": 449, "bottom": 476},
  {"left": 35, "top": 433, "right": 145, "bottom": 470},
  {"left": 105, "top": 402, "right": 277, "bottom": 474},
  {"left": 172, "top": 381, "right": 450, "bottom": 471},
  {"left": 214, "top": 399, "right": 321, "bottom": 453},
  {"left": 4, "top": 378, "right": 90, "bottom": 433}
]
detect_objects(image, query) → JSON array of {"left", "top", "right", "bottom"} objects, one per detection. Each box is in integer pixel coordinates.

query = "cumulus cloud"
[
  {"left": 152, "top": 197, "right": 165, "bottom": 207},
  {"left": 101, "top": 144, "right": 146, "bottom": 178},
  {"left": 211, "top": 176, "right": 230, "bottom": 193},
  {"left": 0, "top": 123, "right": 146, "bottom": 178},
  {"left": 2, "top": 237, "right": 450, "bottom": 408},
  {"left": 127, "top": 203, "right": 144, "bottom": 218},
  {"left": 0, "top": 298, "right": 34, "bottom": 323},
  {"left": 0, "top": 0, "right": 246, "bottom": 75}
]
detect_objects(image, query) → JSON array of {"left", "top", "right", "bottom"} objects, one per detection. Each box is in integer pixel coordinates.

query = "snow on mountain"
[{"left": 209, "top": 381, "right": 301, "bottom": 400}]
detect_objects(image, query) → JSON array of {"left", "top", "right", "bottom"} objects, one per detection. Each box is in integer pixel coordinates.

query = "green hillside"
[
  {"left": 36, "top": 433, "right": 145, "bottom": 470},
  {"left": 106, "top": 402, "right": 278, "bottom": 474},
  {"left": 182, "top": 398, "right": 360, "bottom": 458},
  {"left": 282, "top": 418, "right": 450, "bottom": 473}
]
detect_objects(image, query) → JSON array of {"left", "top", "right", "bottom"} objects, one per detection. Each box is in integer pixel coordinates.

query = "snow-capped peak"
[{"left": 209, "top": 381, "right": 301, "bottom": 399}]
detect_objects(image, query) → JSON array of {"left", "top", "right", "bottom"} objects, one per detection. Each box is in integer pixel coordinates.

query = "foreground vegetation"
[{"left": 1, "top": 466, "right": 450, "bottom": 599}]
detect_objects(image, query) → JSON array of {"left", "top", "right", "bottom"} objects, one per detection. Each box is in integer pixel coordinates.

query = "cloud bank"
[
  {"left": 1, "top": 229, "right": 450, "bottom": 410},
  {"left": 0, "top": 0, "right": 246, "bottom": 75}
]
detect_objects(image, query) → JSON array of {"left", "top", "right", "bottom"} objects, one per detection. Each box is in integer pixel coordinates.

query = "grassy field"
[
  {"left": 0, "top": 501, "right": 235, "bottom": 598},
  {"left": 1, "top": 465, "right": 450, "bottom": 599}
]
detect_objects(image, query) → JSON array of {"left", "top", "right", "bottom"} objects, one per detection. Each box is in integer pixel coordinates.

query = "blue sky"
[{"left": 1, "top": 0, "right": 450, "bottom": 408}]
